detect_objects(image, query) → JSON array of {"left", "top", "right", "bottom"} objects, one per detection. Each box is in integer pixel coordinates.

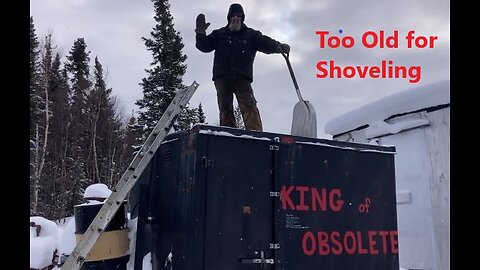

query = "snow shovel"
[{"left": 281, "top": 51, "right": 317, "bottom": 138}]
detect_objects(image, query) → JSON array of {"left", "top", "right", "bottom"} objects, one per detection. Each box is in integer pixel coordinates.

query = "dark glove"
[
  {"left": 277, "top": 43, "right": 290, "bottom": 54},
  {"left": 195, "top": 13, "right": 210, "bottom": 34}
]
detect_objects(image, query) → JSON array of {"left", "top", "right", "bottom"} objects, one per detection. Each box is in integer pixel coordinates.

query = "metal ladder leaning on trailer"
[{"left": 61, "top": 81, "right": 200, "bottom": 270}]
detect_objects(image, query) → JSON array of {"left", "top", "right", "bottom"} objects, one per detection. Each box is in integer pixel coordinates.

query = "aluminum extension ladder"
[{"left": 61, "top": 81, "right": 199, "bottom": 270}]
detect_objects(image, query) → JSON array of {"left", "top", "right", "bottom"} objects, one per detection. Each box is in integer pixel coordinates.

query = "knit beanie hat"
[{"left": 227, "top": 3, "right": 245, "bottom": 23}]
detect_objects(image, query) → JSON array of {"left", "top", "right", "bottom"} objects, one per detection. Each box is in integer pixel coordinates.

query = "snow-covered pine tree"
[
  {"left": 64, "top": 38, "right": 92, "bottom": 212},
  {"left": 123, "top": 112, "right": 144, "bottom": 164},
  {"left": 30, "top": 17, "right": 41, "bottom": 138},
  {"left": 30, "top": 17, "right": 44, "bottom": 215},
  {"left": 136, "top": 0, "right": 203, "bottom": 140},
  {"left": 197, "top": 103, "right": 206, "bottom": 124},
  {"left": 87, "top": 56, "right": 126, "bottom": 189},
  {"left": 35, "top": 33, "right": 59, "bottom": 219},
  {"left": 46, "top": 53, "right": 71, "bottom": 220}
]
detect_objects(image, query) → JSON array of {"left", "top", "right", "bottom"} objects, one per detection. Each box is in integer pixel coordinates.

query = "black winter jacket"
[{"left": 196, "top": 23, "right": 281, "bottom": 82}]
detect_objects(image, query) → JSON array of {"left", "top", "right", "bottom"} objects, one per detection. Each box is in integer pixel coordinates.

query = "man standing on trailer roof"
[{"left": 195, "top": 3, "right": 290, "bottom": 131}]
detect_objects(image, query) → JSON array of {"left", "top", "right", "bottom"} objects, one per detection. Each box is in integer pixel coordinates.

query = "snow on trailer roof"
[
  {"left": 324, "top": 80, "right": 450, "bottom": 136},
  {"left": 194, "top": 124, "right": 395, "bottom": 154}
]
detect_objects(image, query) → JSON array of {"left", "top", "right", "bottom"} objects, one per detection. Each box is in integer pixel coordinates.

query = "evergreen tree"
[
  {"left": 87, "top": 56, "right": 124, "bottom": 188},
  {"left": 30, "top": 17, "right": 41, "bottom": 214},
  {"left": 30, "top": 17, "right": 41, "bottom": 137},
  {"left": 32, "top": 32, "right": 57, "bottom": 216},
  {"left": 175, "top": 107, "right": 198, "bottom": 131},
  {"left": 64, "top": 38, "right": 92, "bottom": 210},
  {"left": 123, "top": 112, "right": 144, "bottom": 162},
  {"left": 65, "top": 38, "right": 91, "bottom": 114},
  {"left": 86, "top": 56, "right": 110, "bottom": 184},
  {"left": 47, "top": 54, "right": 70, "bottom": 168},
  {"left": 197, "top": 103, "right": 206, "bottom": 124},
  {"left": 46, "top": 53, "right": 71, "bottom": 219},
  {"left": 175, "top": 103, "right": 207, "bottom": 130},
  {"left": 136, "top": 0, "right": 200, "bottom": 140},
  {"left": 37, "top": 33, "right": 59, "bottom": 217},
  {"left": 29, "top": 22, "right": 135, "bottom": 219},
  {"left": 30, "top": 18, "right": 48, "bottom": 215}
]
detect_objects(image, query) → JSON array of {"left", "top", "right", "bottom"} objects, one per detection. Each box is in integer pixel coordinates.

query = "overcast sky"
[{"left": 30, "top": 0, "right": 449, "bottom": 138}]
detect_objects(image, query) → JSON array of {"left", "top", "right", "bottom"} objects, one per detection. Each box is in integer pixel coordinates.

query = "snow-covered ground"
[
  {"left": 30, "top": 216, "right": 60, "bottom": 269},
  {"left": 29, "top": 183, "right": 152, "bottom": 270}
]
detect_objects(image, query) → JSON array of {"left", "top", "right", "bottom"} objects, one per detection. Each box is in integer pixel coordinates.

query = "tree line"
[{"left": 30, "top": 0, "right": 206, "bottom": 220}]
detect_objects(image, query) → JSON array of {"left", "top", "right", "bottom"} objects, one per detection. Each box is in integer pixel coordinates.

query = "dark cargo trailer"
[{"left": 131, "top": 124, "right": 399, "bottom": 270}]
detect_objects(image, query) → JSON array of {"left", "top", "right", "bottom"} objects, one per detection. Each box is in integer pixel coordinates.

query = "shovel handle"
[{"left": 281, "top": 51, "right": 304, "bottom": 102}]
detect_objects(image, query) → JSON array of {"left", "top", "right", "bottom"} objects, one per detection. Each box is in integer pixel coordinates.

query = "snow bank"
[
  {"left": 58, "top": 216, "right": 76, "bottom": 255},
  {"left": 30, "top": 216, "right": 59, "bottom": 269}
]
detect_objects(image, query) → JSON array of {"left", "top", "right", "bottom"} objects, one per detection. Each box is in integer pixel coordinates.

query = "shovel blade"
[{"left": 291, "top": 101, "right": 317, "bottom": 138}]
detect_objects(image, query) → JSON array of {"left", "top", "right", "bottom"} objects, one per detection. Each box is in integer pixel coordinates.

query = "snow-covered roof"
[{"left": 324, "top": 80, "right": 450, "bottom": 136}]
